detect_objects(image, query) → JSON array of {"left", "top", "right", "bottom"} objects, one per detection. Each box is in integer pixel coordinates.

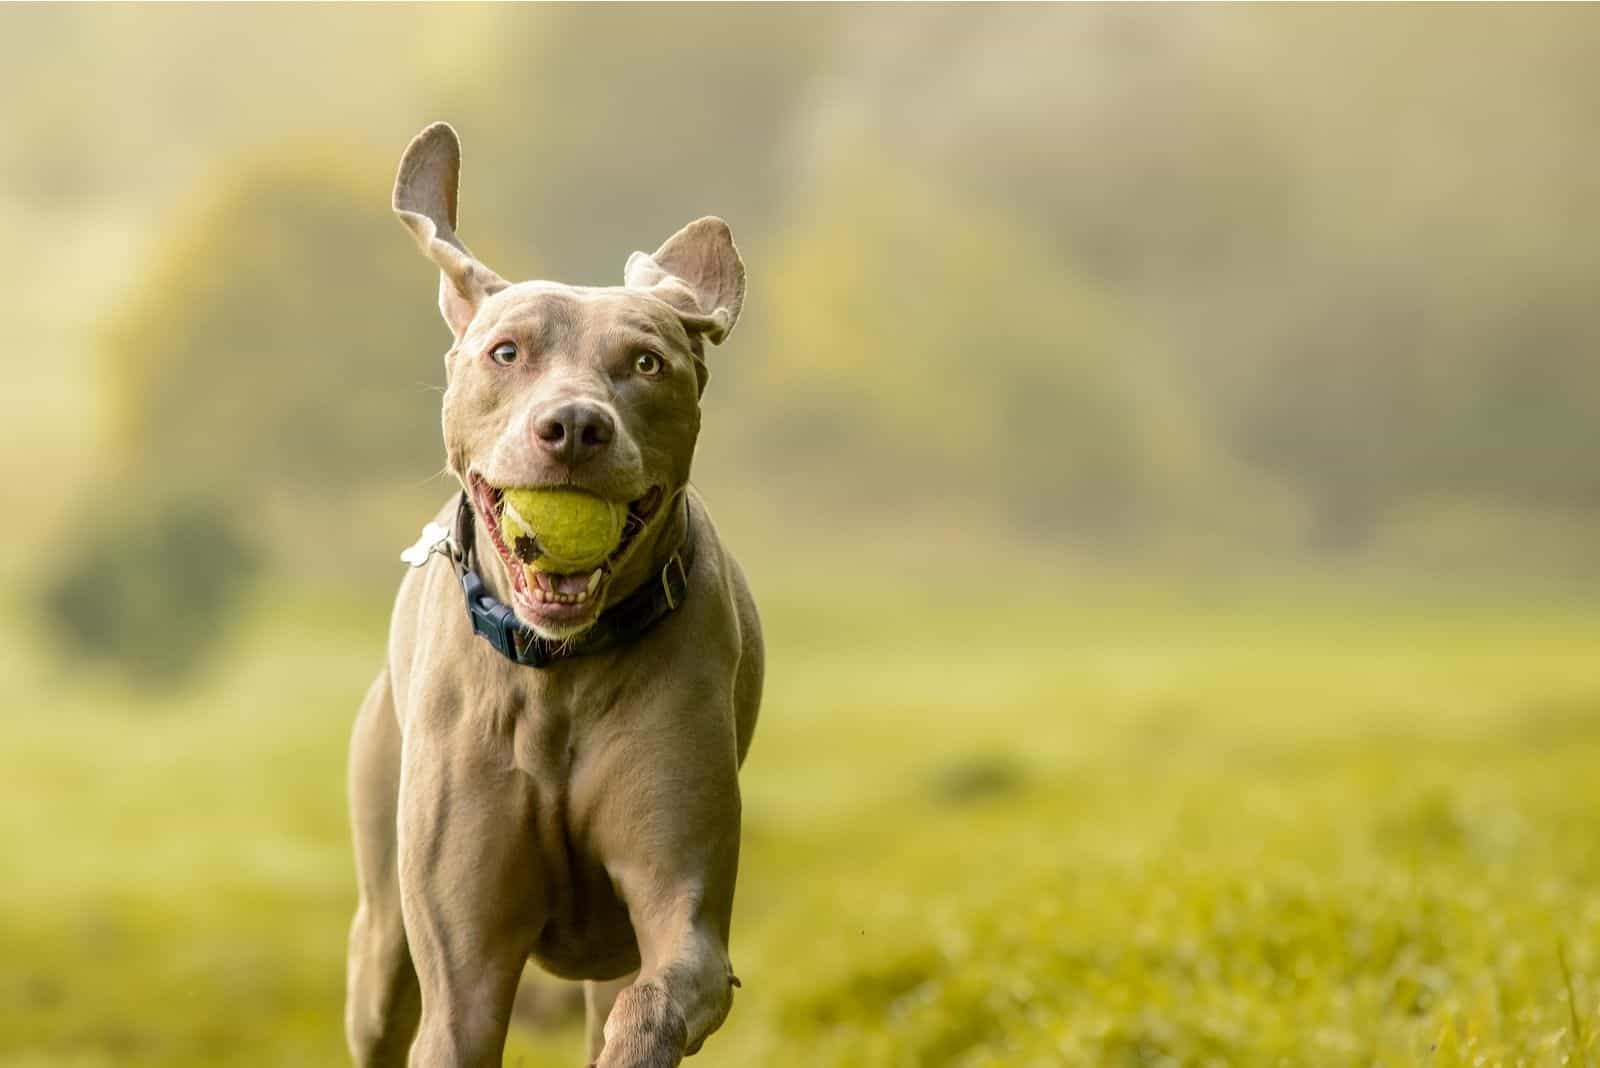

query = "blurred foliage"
[
  {"left": 3, "top": 4, "right": 1599, "bottom": 658},
  {"left": 787, "top": 5, "right": 1600, "bottom": 546},
  {"left": 751, "top": 150, "right": 1268, "bottom": 543},
  {"left": 35, "top": 148, "right": 453, "bottom": 681},
  {"left": 102, "top": 146, "right": 446, "bottom": 494},
  {"left": 38, "top": 492, "right": 258, "bottom": 686}
]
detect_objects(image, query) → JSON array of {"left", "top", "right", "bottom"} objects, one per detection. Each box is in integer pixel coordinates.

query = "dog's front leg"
[
  {"left": 597, "top": 910, "right": 736, "bottom": 1068},
  {"left": 396, "top": 729, "right": 539, "bottom": 1068},
  {"left": 584, "top": 720, "right": 743, "bottom": 1068}
]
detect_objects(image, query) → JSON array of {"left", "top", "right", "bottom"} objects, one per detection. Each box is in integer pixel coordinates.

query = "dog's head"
[{"left": 393, "top": 122, "right": 744, "bottom": 639}]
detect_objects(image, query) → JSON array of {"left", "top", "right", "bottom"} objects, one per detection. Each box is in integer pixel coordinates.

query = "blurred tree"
[
  {"left": 39, "top": 143, "right": 465, "bottom": 683},
  {"left": 8, "top": 3, "right": 1600, "bottom": 601},
  {"left": 103, "top": 145, "right": 451, "bottom": 493},
  {"left": 745, "top": 151, "right": 1262, "bottom": 545},
  {"left": 796, "top": 4, "right": 1600, "bottom": 550},
  {"left": 39, "top": 492, "right": 258, "bottom": 687}
]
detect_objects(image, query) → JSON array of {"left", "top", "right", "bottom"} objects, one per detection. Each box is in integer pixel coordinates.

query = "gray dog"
[{"left": 345, "top": 122, "right": 763, "bottom": 1068}]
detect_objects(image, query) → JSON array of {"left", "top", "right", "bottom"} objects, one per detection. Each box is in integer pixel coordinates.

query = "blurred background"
[{"left": 3, "top": 5, "right": 1599, "bottom": 1066}]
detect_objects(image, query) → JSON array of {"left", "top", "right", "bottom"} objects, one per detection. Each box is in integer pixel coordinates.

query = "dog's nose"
[{"left": 533, "top": 402, "right": 615, "bottom": 467}]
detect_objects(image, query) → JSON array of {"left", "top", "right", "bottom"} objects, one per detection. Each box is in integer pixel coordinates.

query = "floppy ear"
[
  {"left": 392, "top": 122, "right": 508, "bottom": 339},
  {"left": 623, "top": 217, "right": 746, "bottom": 344}
]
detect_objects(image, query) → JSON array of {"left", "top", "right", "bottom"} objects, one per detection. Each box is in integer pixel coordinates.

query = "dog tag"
[{"left": 401, "top": 521, "right": 453, "bottom": 567}]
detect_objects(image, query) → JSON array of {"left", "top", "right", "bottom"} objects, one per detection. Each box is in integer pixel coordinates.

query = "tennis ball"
[{"left": 499, "top": 487, "right": 625, "bottom": 572}]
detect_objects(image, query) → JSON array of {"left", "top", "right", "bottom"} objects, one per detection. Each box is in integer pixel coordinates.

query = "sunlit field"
[{"left": 4, "top": 577, "right": 1599, "bottom": 1067}]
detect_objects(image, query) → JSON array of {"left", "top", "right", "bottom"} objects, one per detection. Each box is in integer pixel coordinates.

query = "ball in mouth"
[
  {"left": 468, "top": 474, "right": 663, "bottom": 634},
  {"left": 500, "top": 487, "right": 626, "bottom": 573}
]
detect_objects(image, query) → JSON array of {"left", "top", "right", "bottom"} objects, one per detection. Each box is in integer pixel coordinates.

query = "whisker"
[{"left": 410, "top": 465, "right": 454, "bottom": 488}]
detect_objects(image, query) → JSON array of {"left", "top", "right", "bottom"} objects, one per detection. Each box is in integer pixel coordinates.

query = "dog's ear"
[
  {"left": 393, "top": 122, "right": 508, "bottom": 339},
  {"left": 624, "top": 217, "right": 745, "bottom": 344}
]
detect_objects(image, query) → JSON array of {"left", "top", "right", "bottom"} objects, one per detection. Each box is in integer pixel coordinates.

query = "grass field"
[{"left": 3, "top": 577, "right": 1600, "bottom": 1066}]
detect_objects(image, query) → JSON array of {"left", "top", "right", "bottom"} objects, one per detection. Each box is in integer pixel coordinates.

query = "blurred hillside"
[{"left": 2, "top": 5, "right": 1599, "bottom": 676}]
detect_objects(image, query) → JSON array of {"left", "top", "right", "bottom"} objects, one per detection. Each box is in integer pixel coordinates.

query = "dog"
[{"left": 345, "top": 122, "right": 763, "bottom": 1068}]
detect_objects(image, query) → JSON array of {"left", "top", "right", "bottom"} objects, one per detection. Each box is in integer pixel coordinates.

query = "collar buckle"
[{"left": 462, "top": 569, "right": 549, "bottom": 667}]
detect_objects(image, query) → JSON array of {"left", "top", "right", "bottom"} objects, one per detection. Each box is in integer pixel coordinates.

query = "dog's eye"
[
  {"left": 489, "top": 341, "right": 518, "bottom": 366},
  {"left": 634, "top": 351, "right": 664, "bottom": 377}
]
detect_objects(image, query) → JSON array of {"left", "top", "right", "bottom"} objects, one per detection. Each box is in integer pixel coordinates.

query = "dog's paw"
[{"left": 594, "top": 981, "right": 687, "bottom": 1068}]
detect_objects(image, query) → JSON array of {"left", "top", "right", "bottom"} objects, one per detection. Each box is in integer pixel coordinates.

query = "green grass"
[{"left": 3, "top": 578, "right": 1600, "bottom": 1066}]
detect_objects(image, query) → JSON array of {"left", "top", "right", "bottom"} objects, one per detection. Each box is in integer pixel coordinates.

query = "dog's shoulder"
[{"left": 385, "top": 495, "right": 470, "bottom": 690}]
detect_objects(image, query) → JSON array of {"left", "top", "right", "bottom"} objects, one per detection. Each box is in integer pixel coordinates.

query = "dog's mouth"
[{"left": 467, "top": 473, "right": 663, "bottom": 635}]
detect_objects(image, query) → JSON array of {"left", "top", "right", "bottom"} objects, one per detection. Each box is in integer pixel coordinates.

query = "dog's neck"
[{"left": 617, "top": 488, "right": 691, "bottom": 602}]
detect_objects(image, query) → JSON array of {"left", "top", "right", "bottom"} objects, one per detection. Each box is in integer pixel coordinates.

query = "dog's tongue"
[{"left": 528, "top": 567, "right": 600, "bottom": 596}]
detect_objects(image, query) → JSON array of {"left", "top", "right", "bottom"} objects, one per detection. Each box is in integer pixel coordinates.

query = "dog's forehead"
[{"left": 472, "top": 281, "right": 681, "bottom": 345}]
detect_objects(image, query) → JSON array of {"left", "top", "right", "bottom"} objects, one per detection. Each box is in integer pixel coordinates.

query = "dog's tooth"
[
  {"left": 574, "top": 591, "right": 587, "bottom": 604},
  {"left": 586, "top": 568, "right": 604, "bottom": 596}
]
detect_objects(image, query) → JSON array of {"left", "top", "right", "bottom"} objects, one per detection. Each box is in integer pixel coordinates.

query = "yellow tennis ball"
[{"left": 498, "top": 487, "right": 625, "bottom": 572}]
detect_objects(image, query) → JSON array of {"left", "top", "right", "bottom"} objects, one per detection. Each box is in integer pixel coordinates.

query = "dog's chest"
[
  {"left": 499, "top": 681, "right": 643, "bottom": 979},
  {"left": 508, "top": 690, "right": 575, "bottom": 779}
]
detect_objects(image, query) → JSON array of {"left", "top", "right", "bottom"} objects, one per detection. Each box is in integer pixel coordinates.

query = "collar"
[{"left": 444, "top": 491, "right": 693, "bottom": 668}]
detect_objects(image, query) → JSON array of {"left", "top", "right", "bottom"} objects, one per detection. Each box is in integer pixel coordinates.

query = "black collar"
[{"left": 447, "top": 492, "right": 693, "bottom": 668}]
